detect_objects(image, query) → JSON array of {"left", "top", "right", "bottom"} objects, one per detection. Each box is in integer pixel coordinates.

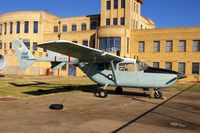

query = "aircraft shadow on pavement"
[{"left": 18, "top": 83, "right": 150, "bottom": 97}]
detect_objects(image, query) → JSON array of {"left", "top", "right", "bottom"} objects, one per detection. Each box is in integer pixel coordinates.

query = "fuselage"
[{"left": 78, "top": 58, "right": 186, "bottom": 89}]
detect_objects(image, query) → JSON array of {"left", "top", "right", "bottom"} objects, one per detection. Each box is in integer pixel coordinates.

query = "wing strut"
[{"left": 110, "top": 60, "right": 119, "bottom": 86}]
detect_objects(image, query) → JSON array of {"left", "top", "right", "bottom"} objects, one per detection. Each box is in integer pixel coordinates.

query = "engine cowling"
[{"left": 0, "top": 54, "right": 6, "bottom": 70}]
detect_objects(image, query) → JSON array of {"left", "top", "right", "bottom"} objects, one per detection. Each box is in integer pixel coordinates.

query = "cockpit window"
[
  {"left": 118, "top": 63, "right": 135, "bottom": 72},
  {"left": 137, "top": 60, "right": 149, "bottom": 71}
]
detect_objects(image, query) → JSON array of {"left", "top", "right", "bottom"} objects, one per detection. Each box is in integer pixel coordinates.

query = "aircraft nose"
[{"left": 176, "top": 73, "right": 187, "bottom": 79}]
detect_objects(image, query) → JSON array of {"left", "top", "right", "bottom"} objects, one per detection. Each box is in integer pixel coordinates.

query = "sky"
[{"left": 0, "top": 0, "right": 200, "bottom": 28}]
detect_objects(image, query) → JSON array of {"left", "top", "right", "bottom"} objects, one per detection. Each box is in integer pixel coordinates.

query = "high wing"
[{"left": 38, "top": 40, "right": 124, "bottom": 62}]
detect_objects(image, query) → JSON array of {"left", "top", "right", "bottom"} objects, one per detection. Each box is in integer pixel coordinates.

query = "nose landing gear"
[{"left": 153, "top": 88, "right": 162, "bottom": 99}]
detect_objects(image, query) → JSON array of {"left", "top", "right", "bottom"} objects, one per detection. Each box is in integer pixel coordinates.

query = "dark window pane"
[
  {"left": 62, "top": 25, "right": 67, "bottom": 32},
  {"left": 10, "top": 22, "right": 13, "bottom": 34},
  {"left": 9, "top": 42, "right": 12, "bottom": 49},
  {"left": 81, "top": 23, "right": 87, "bottom": 31},
  {"left": 114, "top": 0, "right": 118, "bottom": 9},
  {"left": 17, "top": 21, "right": 20, "bottom": 33},
  {"left": 192, "top": 40, "right": 200, "bottom": 52},
  {"left": 33, "top": 21, "right": 38, "bottom": 33},
  {"left": 4, "top": 23, "right": 7, "bottom": 35},
  {"left": 192, "top": 63, "right": 199, "bottom": 74},
  {"left": 82, "top": 40, "right": 88, "bottom": 46},
  {"left": 153, "top": 41, "right": 160, "bottom": 52},
  {"left": 121, "top": 0, "right": 125, "bottom": 8},
  {"left": 99, "top": 37, "right": 121, "bottom": 52},
  {"left": 106, "top": 19, "right": 110, "bottom": 25},
  {"left": 72, "top": 24, "right": 77, "bottom": 31},
  {"left": 120, "top": 17, "right": 125, "bottom": 25},
  {"left": 54, "top": 26, "right": 58, "bottom": 32},
  {"left": 91, "top": 22, "right": 97, "bottom": 30},
  {"left": 165, "top": 62, "right": 172, "bottom": 70},
  {"left": 179, "top": 40, "right": 186, "bottom": 52},
  {"left": 166, "top": 40, "right": 173, "bottom": 52},
  {"left": 138, "top": 41, "right": 145, "bottom": 52},
  {"left": 24, "top": 21, "right": 29, "bottom": 33},
  {"left": 178, "top": 62, "right": 185, "bottom": 74},
  {"left": 106, "top": 0, "right": 111, "bottom": 10},
  {"left": 113, "top": 18, "right": 117, "bottom": 25}
]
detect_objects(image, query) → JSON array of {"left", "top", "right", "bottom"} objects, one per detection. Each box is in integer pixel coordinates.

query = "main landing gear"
[{"left": 153, "top": 88, "right": 163, "bottom": 99}]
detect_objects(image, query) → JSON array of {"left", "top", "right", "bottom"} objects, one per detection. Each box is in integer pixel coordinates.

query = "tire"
[
  {"left": 115, "top": 87, "right": 123, "bottom": 94},
  {"left": 49, "top": 104, "right": 64, "bottom": 110},
  {"left": 154, "top": 91, "right": 162, "bottom": 99},
  {"left": 99, "top": 90, "right": 108, "bottom": 98}
]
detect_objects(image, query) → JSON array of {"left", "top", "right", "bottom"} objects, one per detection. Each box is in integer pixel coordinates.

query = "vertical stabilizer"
[{"left": 13, "top": 40, "right": 36, "bottom": 69}]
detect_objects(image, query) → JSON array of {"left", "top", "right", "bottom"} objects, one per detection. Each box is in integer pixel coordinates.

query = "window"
[
  {"left": 4, "top": 23, "right": 7, "bottom": 35},
  {"left": 0, "top": 43, "right": 2, "bottom": 49},
  {"left": 24, "top": 21, "right": 29, "bottom": 33},
  {"left": 192, "top": 63, "right": 199, "bottom": 74},
  {"left": 106, "top": 19, "right": 110, "bottom": 25},
  {"left": 165, "top": 62, "right": 172, "bottom": 70},
  {"left": 178, "top": 62, "right": 185, "bottom": 74},
  {"left": 10, "top": 22, "right": 13, "bottom": 34},
  {"left": 153, "top": 41, "right": 160, "bottom": 52},
  {"left": 153, "top": 62, "right": 160, "bottom": 68},
  {"left": 120, "top": 17, "right": 125, "bottom": 25},
  {"left": 54, "top": 26, "right": 58, "bottom": 32},
  {"left": 127, "top": 38, "right": 130, "bottom": 54},
  {"left": 179, "top": 40, "right": 186, "bottom": 52},
  {"left": 0, "top": 24, "right": 2, "bottom": 35},
  {"left": 62, "top": 25, "right": 67, "bottom": 32},
  {"left": 9, "top": 42, "right": 12, "bottom": 49},
  {"left": 62, "top": 64, "right": 67, "bottom": 70},
  {"left": 91, "top": 22, "right": 97, "bottom": 30},
  {"left": 72, "top": 24, "right": 77, "bottom": 31},
  {"left": 33, "top": 42, "right": 38, "bottom": 51},
  {"left": 166, "top": 40, "right": 173, "bottom": 52},
  {"left": 82, "top": 40, "right": 88, "bottom": 47},
  {"left": 99, "top": 37, "right": 121, "bottom": 52},
  {"left": 138, "top": 41, "right": 145, "bottom": 52},
  {"left": 81, "top": 23, "right": 87, "bottom": 31},
  {"left": 106, "top": 0, "right": 111, "bottom": 10},
  {"left": 192, "top": 40, "right": 200, "bottom": 52},
  {"left": 33, "top": 21, "right": 38, "bottom": 33},
  {"left": 121, "top": 0, "right": 125, "bottom": 8},
  {"left": 119, "top": 63, "right": 135, "bottom": 72},
  {"left": 16, "top": 21, "right": 20, "bottom": 33},
  {"left": 4, "top": 43, "right": 6, "bottom": 49},
  {"left": 114, "top": 0, "right": 118, "bottom": 9},
  {"left": 113, "top": 18, "right": 117, "bottom": 25},
  {"left": 24, "top": 42, "right": 30, "bottom": 50}
]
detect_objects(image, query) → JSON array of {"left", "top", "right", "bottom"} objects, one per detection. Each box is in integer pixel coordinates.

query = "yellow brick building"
[{"left": 0, "top": 0, "right": 199, "bottom": 81}]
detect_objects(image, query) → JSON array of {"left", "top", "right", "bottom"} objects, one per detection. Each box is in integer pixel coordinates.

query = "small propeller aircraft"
[
  {"left": 0, "top": 54, "right": 6, "bottom": 71},
  {"left": 13, "top": 40, "right": 78, "bottom": 70},
  {"left": 13, "top": 40, "right": 186, "bottom": 99}
]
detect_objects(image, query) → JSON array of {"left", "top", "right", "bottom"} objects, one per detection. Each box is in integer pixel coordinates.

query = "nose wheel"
[{"left": 154, "top": 88, "right": 162, "bottom": 99}]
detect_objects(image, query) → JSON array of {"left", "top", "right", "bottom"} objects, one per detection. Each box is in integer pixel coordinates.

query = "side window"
[{"left": 118, "top": 63, "right": 135, "bottom": 72}]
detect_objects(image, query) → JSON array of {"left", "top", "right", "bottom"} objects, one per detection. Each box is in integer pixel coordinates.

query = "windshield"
[{"left": 137, "top": 60, "right": 149, "bottom": 71}]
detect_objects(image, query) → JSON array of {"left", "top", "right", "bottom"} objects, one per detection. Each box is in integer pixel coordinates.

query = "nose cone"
[{"left": 177, "top": 73, "right": 187, "bottom": 79}]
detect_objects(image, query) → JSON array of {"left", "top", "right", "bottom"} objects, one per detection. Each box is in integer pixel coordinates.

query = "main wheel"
[
  {"left": 154, "top": 91, "right": 162, "bottom": 99},
  {"left": 98, "top": 90, "right": 108, "bottom": 98},
  {"left": 115, "top": 87, "right": 123, "bottom": 94}
]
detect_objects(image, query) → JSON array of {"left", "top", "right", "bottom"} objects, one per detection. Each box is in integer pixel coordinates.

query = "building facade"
[{"left": 0, "top": 0, "right": 199, "bottom": 81}]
